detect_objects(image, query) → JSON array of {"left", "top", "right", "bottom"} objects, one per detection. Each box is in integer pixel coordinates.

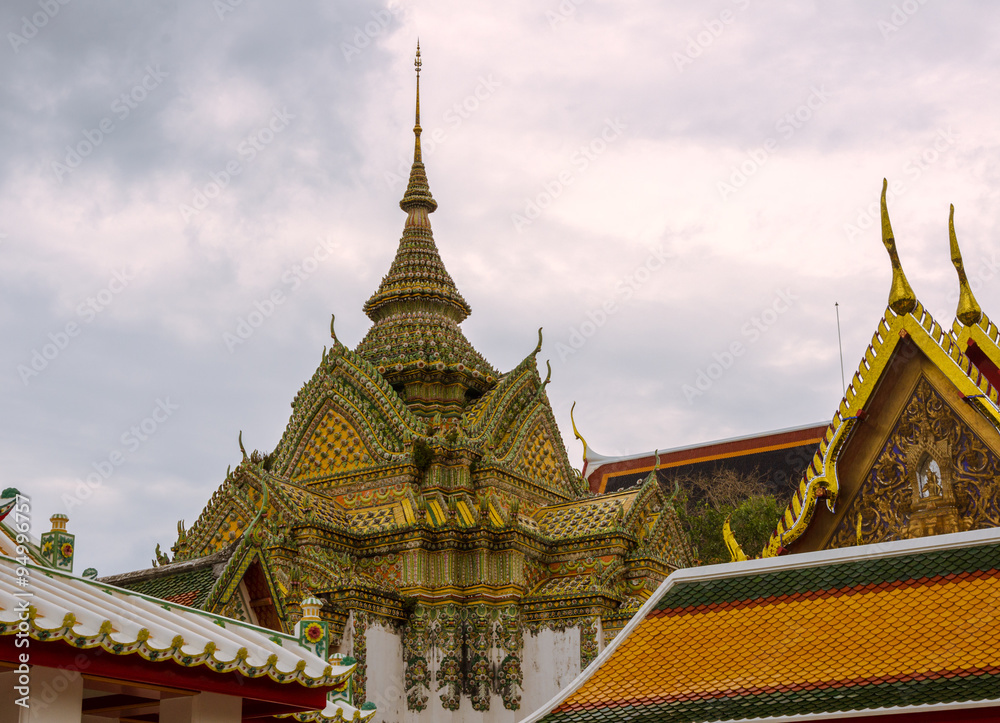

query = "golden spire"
[
  {"left": 880, "top": 178, "right": 916, "bottom": 315},
  {"left": 949, "top": 204, "right": 983, "bottom": 326},
  {"left": 413, "top": 40, "right": 422, "bottom": 163},
  {"left": 400, "top": 41, "right": 436, "bottom": 212}
]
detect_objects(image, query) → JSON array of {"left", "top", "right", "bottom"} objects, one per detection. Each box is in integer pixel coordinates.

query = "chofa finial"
[
  {"left": 570, "top": 401, "right": 590, "bottom": 459},
  {"left": 949, "top": 204, "right": 982, "bottom": 326},
  {"left": 880, "top": 179, "right": 916, "bottom": 315}
]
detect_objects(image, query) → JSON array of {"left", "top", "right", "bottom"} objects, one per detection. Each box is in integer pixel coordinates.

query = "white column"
[
  {"left": 20, "top": 666, "right": 83, "bottom": 722},
  {"left": 160, "top": 691, "right": 242, "bottom": 723}
]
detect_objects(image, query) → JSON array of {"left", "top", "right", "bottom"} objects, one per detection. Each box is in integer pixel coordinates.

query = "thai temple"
[
  {"left": 525, "top": 187, "right": 1000, "bottom": 722},
  {"left": 95, "top": 45, "right": 692, "bottom": 722},
  {"left": 4, "top": 45, "right": 1000, "bottom": 723}
]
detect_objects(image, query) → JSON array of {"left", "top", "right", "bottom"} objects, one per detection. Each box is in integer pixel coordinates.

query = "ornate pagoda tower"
[{"left": 105, "top": 45, "right": 691, "bottom": 723}]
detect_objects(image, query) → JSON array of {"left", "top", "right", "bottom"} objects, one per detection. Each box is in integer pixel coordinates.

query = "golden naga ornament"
[
  {"left": 880, "top": 179, "right": 916, "bottom": 315},
  {"left": 949, "top": 204, "right": 982, "bottom": 326},
  {"left": 723, "top": 517, "right": 748, "bottom": 562}
]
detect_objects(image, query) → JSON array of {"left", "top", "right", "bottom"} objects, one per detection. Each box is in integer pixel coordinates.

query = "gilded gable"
[{"left": 830, "top": 377, "right": 1000, "bottom": 547}]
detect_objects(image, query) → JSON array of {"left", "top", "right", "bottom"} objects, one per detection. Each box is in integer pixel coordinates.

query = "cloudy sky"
[{"left": 3, "top": 0, "right": 999, "bottom": 576}]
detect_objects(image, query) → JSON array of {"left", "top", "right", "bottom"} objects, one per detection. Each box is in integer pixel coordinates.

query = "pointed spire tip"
[
  {"left": 949, "top": 203, "right": 982, "bottom": 326},
  {"left": 879, "top": 178, "right": 916, "bottom": 316}
]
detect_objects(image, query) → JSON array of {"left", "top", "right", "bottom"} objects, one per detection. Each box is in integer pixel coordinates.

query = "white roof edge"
[
  {"left": 520, "top": 526, "right": 1000, "bottom": 723},
  {"left": 703, "top": 697, "right": 1000, "bottom": 722},
  {"left": 585, "top": 421, "right": 830, "bottom": 477},
  {"left": 0, "top": 553, "right": 301, "bottom": 646}
]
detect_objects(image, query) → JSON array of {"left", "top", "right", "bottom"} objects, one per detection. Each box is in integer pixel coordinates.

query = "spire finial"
[
  {"left": 880, "top": 179, "right": 916, "bottom": 315},
  {"left": 400, "top": 41, "right": 437, "bottom": 213},
  {"left": 414, "top": 40, "right": 422, "bottom": 160},
  {"left": 950, "top": 204, "right": 983, "bottom": 326}
]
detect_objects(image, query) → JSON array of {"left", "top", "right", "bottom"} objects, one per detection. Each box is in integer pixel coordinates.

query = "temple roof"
[
  {"left": 578, "top": 421, "right": 828, "bottom": 496},
  {"left": 99, "top": 544, "right": 234, "bottom": 607},
  {"left": 0, "top": 554, "right": 361, "bottom": 692},
  {"left": 761, "top": 186, "right": 1000, "bottom": 558},
  {"left": 526, "top": 527, "right": 1000, "bottom": 723}
]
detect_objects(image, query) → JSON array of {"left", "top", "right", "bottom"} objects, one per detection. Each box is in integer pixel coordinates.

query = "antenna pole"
[{"left": 835, "top": 302, "right": 846, "bottom": 397}]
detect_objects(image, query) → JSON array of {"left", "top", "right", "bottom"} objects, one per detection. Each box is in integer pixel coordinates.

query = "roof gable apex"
[{"left": 763, "top": 302, "right": 1000, "bottom": 557}]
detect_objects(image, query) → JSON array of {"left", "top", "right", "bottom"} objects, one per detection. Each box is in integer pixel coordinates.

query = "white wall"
[
  {"left": 364, "top": 621, "right": 405, "bottom": 723},
  {"left": 358, "top": 622, "right": 581, "bottom": 723},
  {"left": 519, "top": 626, "right": 580, "bottom": 720}
]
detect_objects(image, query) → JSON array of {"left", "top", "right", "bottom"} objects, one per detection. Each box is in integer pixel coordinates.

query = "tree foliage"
[{"left": 667, "top": 469, "right": 783, "bottom": 566}]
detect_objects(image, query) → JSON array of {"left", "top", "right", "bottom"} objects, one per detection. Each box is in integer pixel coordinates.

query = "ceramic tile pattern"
[
  {"left": 119, "top": 564, "right": 218, "bottom": 609},
  {"left": 541, "top": 540, "right": 1000, "bottom": 722}
]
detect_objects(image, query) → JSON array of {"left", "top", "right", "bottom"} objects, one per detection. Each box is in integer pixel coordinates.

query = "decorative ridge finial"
[
  {"left": 880, "top": 178, "right": 916, "bottom": 315},
  {"left": 399, "top": 41, "right": 437, "bottom": 213},
  {"left": 949, "top": 204, "right": 982, "bottom": 326},
  {"left": 570, "top": 401, "right": 590, "bottom": 460},
  {"left": 723, "top": 517, "right": 749, "bottom": 562}
]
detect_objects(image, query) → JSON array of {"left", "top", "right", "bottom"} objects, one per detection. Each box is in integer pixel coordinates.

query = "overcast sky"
[{"left": 3, "top": 0, "right": 999, "bottom": 576}]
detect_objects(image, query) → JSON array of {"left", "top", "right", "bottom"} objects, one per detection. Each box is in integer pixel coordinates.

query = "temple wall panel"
[
  {"left": 519, "top": 626, "right": 580, "bottom": 720},
  {"left": 364, "top": 621, "right": 406, "bottom": 723}
]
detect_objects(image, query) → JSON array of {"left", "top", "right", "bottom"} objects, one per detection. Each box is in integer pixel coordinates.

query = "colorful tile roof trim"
[
  {"left": 525, "top": 528, "right": 1000, "bottom": 723},
  {"left": 0, "top": 554, "right": 358, "bottom": 690},
  {"left": 99, "top": 544, "right": 233, "bottom": 609}
]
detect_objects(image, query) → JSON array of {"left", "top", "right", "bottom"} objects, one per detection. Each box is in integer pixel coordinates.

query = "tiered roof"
[
  {"left": 526, "top": 528, "right": 1000, "bottom": 723},
  {"left": 356, "top": 43, "right": 498, "bottom": 404},
  {"left": 0, "top": 554, "right": 374, "bottom": 721}
]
